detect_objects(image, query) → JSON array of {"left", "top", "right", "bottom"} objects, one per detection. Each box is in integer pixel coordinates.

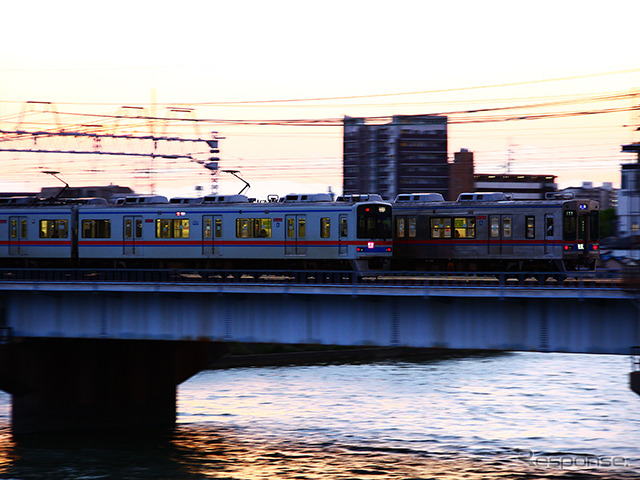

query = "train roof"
[
  {"left": 61, "top": 197, "right": 109, "bottom": 205},
  {"left": 395, "top": 193, "right": 445, "bottom": 203},
  {"left": 0, "top": 196, "right": 36, "bottom": 205},
  {"left": 280, "top": 193, "right": 333, "bottom": 203},
  {"left": 457, "top": 192, "right": 511, "bottom": 202},
  {"left": 170, "top": 197, "right": 204, "bottom": 205},
  {"left": 202, "top": 194, "right": 253, "bottom": 203},
  {"left": 0, "top": 196, "right": 110, "bottom": 206},
  {"left": 116, "top": 195, "right": 169, "bottom": 205},
  {"left": 336, "top": 194, "right": 384, "bottom": 203},
  {"left": 392, "top": 192, "right": 599, "bottom": 209}
]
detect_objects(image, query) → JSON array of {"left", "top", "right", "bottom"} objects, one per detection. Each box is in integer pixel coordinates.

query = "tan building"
[
  {"left": 447, "top": 149, "right": 557, "bottom": 200},
  {"left": 448, "top": 149, "right": 474, "bottom": 201}
]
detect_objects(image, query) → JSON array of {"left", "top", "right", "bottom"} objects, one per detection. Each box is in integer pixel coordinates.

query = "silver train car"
[
  {"left": 392, "top": 192, "right": 600, "bottom": 272},
  {"left": 0, "top": 193, "right": 394, "bottom": 270}
]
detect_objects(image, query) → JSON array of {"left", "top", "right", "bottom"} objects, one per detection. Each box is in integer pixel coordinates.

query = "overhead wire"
[
  {"left": 1, "top": 73, "right": 637, "bottom": 193},
  {"left": 1, "top": 67, "right": 638, "bottom": 107}
]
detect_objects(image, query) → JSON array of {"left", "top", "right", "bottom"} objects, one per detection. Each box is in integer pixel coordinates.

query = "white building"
[
  {"left": 560, "top": 182, "right": 617, "bottom": 210},
  {"left": 618, "top": 163, "right": 640, "bottom": 238}
]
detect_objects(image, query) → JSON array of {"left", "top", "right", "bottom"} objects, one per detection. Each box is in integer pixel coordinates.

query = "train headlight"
[
  {"left": 368, "top": 242, "right": 374, "bottom": 249},
  {"left": 577, "top": 244, "right": 584, "bottom": 250}
]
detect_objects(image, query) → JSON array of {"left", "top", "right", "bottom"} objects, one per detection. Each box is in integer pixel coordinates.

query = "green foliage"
[{"left": 599, "top": 208, "right": 617, "bottom": 238}]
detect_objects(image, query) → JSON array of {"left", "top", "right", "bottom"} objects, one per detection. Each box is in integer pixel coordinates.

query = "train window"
[
  {"left": 10, "top": 219, "right": 27, "bottom": 238},
  {"left": 124, "top": 218, "right": 142, "bottom": 239},
  {"left": 563, "top": 210, "right": 576, "bottom": 241},
  {"left": 237, "top": 218, "right": 272, "bottom": 238},
  {"left": 257, "top": 219, "right": 272, "bottom": 238},
  {"left": 503, "top": 217, "right": 512, "bottom": 238},
  {"left": 356, "top": 204, "right": 392, "bottom": 239},
  {"left": 204, "top": 218, "right": 212, "bottom": 238},
  {"left": 157, "top": 219, "right": 169, "bottom": 238},
  {"left": 408, "top": 217, "right": 417, "bottom": 238},
  {"left": 578, "top": 215, "right": 587, "bottom": 241},
  {"left": 287, "top": 218, "right": 295, "bottom": 238},
  {"left": 298, "top": 217, "right": 306, "bottom": 238},
  {"left": 490, "top": 217, "right": 500, "bottom": 238},
  {"left": 525, "top": 216, "right": 535, "bottom": 239},
  {"left": 340, "top": 217, "right": 348, "bottom": 237},
  {"left": 321, "top": 218, "right": 330, "bottom": 238},
  {"left": 39, "top": 219, "right": 68, "bottom": 238},
  {"left": 545, "top": 218, "right": 554, "bottom": 237},
  {"left": 156, "top": 219, "right": 190, "bottom": 238},
  {"left": 430, "top": 217, "right": 452, "bottom": 239},
  {"left": 590, "top": 211, "right": 599, "bottom": 242},
  {"left": 215, "top": 218, "right": 222, "bottom": 238},
  {"left": 174, "top": 219, "right": 189, "bottom": 238},
  {"left": 237, "top": 219, "right": 252, "bottom": 238},
  {"left": 82, "top": 219, "right": 111, "bottom": 238},
  {"left": 454, "top": 217, "right": 476, "bottom": 239},
  {"left": 135, "top": 219, "right": 143, "bottom": 238},
  {"left": 396, "top": 218, "right": 405, "bottom": 238}
]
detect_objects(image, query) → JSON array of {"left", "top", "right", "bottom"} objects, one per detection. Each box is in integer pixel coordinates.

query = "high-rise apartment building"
[{"left": 343, "top": 114, "right": 448, "bottom": 200}]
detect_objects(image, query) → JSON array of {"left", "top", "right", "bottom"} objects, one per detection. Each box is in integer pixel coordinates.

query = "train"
[
  {"left": 0, "top": 192, "right": 393, "bottom": 271},
  {"left": 0, "top": 190, "right": 599, "bottom": 273},
  {"left": 392, "top": 192, "right": 599, "bottom": 272}
]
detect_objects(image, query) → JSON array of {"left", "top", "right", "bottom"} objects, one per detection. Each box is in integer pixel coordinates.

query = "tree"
[{"left": 599, "top": 208, "right": 617, "bottom": 239}]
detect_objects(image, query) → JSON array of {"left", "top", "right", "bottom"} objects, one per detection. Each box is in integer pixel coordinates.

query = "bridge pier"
[
  {"left": 0, "top": 338, "right": 223, "bottom": 435},
  {"left": 631, "top": 371, "right": 640, "bottom": 396}
]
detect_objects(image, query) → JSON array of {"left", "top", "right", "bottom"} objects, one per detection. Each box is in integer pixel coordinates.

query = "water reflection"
[
  {"left": 0, "top": 353, "right": 638, "bottom": 479},
  {"left": 0, "top": 426, "right": 193, "bottom": 479},
  {"left": 0, "top": 423, "right": 634, "bottom": 480}
]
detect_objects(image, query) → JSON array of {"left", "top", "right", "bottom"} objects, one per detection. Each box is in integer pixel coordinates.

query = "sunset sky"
[{"left": 1, "top": 0, "right": 639, "bottom": 199}]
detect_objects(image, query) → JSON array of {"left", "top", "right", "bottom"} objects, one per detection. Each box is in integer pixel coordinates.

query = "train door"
[
  {"left": 394, "top": 215, "right": 407, "bottom": 256},
  {"left": 488, "top": 215, "right": 512, "bottom": 255},
  {"left": 395, "top": 215, "right": 417, "bottom": 257},
  {"left": 285, "top": 215, "right": 307, "bottom": 255},
  {"left": 502, "top": 216, "right": 513, "bottom": 254},
  {"left": 488, "top": 216, "right": 500, "bottom": 255},
  {"left": 202, "top": 215, "right": 222, "bottom": 255},
  {"left": 338, "top": 214, "right": 348, "bottom": 256},
  {"left": 8, "top": 216, "right": 27, "bottom": 255},
  {"left": 123, "top": 215, "right": 143, "bottom": 255},
  {"left": 578, "top": 212, "right": 588, "bottom": 244},
  {"left": 544, "top": 214, "right": 554, "bottom": 255}
]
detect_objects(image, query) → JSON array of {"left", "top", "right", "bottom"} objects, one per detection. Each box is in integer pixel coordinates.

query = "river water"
[{"left": 0, "top": 352, "right": 638, "bottom": 479}]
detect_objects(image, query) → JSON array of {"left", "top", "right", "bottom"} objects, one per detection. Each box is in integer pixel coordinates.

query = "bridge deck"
[
  {"left": 0, "top": 268, "right": 637, "bottom": 355},
  {"left": 0, "top": 268, "right": 632, "bottom": 300}
]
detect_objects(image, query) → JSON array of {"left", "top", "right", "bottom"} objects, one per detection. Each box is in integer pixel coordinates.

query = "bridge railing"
[{"left": 0, "top": 267, "right": 625, "bottom": 290}]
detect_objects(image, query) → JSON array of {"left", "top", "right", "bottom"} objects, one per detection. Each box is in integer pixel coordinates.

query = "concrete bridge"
[{"left": 0, "top": 269, "right": 637, "bottom": 434}]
